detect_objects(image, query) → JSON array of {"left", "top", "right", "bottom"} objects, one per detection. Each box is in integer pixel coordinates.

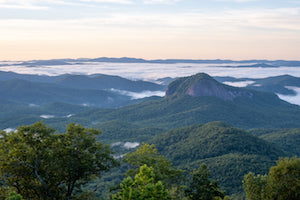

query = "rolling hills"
[{"left": 150, "top": 121, "right": 287, "bottom": 194}]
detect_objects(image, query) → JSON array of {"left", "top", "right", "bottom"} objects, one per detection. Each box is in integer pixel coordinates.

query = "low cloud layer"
[
  {"left": 110, "top": 88, "right": 165, "bottom": 99},
  {"left": 223, "top": 81, "right": 255, "bottom": 87},
  {"left": 1, "top": 62, "right": 299, "bottom": 80},
  {"left": 277, "top": 86, "right": 300, "bottom": 106},
  {"left": 3, "top": 128, "right": 16, "bottom": 133},
  {"left": 111, "top": 141, "right": 140, "bottom": 149},
  {"left": 40, "top": 114, "right": 55, "bottom": 119}
]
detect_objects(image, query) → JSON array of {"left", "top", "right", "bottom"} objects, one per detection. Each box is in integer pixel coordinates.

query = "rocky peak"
[{"left": 165, "top": 73, "right": 253, "bottom": 101}]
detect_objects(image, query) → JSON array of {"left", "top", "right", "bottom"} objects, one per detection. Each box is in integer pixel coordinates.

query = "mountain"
[
  {"left": 75, "top": 73, "right": 300, "bottom": 135},
  {"left": 19, "top": 59, "right": 72, "bottom": 66},
  {"left": 2, "top": 72, "right": 300, "bottom": 135},
  {"left": 166, "top": 73, "right": 253, "bottom": 100},
  {"left": 150, "top": 121, "right": 287, "bottom": 194},
  {"left": 247, "top": 75, "right": 300, "bottom": 95},
  {"left": 215, "top": 74, "right": 300, "bottom": 95},
  {"left": 0, "top": 71, "right": 166, "bottom": 92},
  {"left": 4, "top": 57, "right": 300, "bottom": 66},
  {"left": 55, "top": 74, "right": 165, "bottom": 92},
  {"left": 222, "top": 63, "right": 278, "bottom": 68},
  {"left": 0, "top": 79, "right": 131, "bottom": 107},
  {"left": 0, "top": 71, "right": 61, "bottom": 82}
]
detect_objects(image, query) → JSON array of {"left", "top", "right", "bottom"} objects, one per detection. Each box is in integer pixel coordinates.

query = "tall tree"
[
  {"left": 0, "top": 122, "right": 118, "bottom": 199},
  {"left": 123, "top": 143, "right": 183, "bottom": 188},
  {"left": 185, "top": 164, "right": 225, "bottom": 200},
  {"left": 267, "top": 157, "right": 300, "bottom": 200},
  {"left": 243, "top": 157, "right": 300, "bottom": 200},
  {"left": 243, "top": 172, "right": 268, "bottom": 200},
  {"left": 112, "top": 164, "right": 171, "bottom": 200},
  {"left": 123, "top": 143, "right": 185, "bottom": 199}
]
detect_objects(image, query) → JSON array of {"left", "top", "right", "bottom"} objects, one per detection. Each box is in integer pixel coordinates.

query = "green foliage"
[
  {"left": 243, "top": 172, "right": 268, "bottom": 200},
  {"left": 112, "top": 164, "right": 171, "bottom": 200},
  {"left": 243, "top": 157, "right": 300, "bottom": 200},
  {"left": 93, "top": 120, "right": 167, "bottom": 143},
  {"left": 123, "top": 143, "right": 184, "bottom": 189},
  {"left": 267, "top": 157, "right": 300, "bottom": 200},
  {"left": 5, "top": 192, "right": 23, "bottom": 200},
  {"left": 250, "top": 128, "right": 300, "bottom": 156},
  {"left": 150, "top": 122, "right": 286, "bottom": 195},
  {"left": 185, "top": 164, "right": 225, "bottom": 200},
  {"left": 0, "top": 122, "right": 118, "bottom": 199}
]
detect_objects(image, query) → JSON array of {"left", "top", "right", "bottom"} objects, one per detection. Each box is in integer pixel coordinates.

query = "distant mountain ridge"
[
  {"left": 216, "top": 74, "right": 300, "bottom": 95},
  {"left": 0, "top": 79, "right": 132, "bottom": 107},
  {"left": 0, "top": 71, "right": 166, "bottom": 92},
  {"left": 2, "top": 57, "right": 300, "bottom": 66}
]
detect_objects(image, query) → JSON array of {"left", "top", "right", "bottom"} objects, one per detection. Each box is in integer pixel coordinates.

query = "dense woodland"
[{"left": 1, "top": 122, "right": 299, "bottom": 199}]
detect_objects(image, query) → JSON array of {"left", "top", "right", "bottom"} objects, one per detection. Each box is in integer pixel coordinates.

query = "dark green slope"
[
  {"left": 150, "top": 122, "right": 287, "bottom": 194},
  {"left": 0, "top": 79, "right": 131, "bottom": 107},
  {"left": 249, "top": 128, "right": 300, "bottom": 156},
  {"left": 56, "top": 74, "right": 165, "bottom": 92},
  {"left": 0, "top": 102, "right": 92, "bottom": 130},
  {"left": 92, "top": 120, "right": 167, "bottom": 143},
  {"left": 77, "top": 73, "right": 300, "bottom": 130}
]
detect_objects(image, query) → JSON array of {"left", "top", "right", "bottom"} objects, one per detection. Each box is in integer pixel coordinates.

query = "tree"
[
  {"left": 185, "top": 164, "right": 225, "bottom": 200},
  {"left": 243, "top": 157, "right": 300, "bottom": 200},
  {"left": 123, "top": 143, "right": 183, "bottom": 188},
  {"left": 267, "top": 157, "right": 300, "bottom": 200},
  {"left": 5, "top": 192, "right": 23, "bottom": 200},
  {"left": 243, "top": 172, "right": 268, "bottom": 200},
  {"left": 0, "top": 122, "right": 118, "bottom": 199},
  {"left": 112, "top": 164, "right": 171, "bottom": 200},
  {"left": 123, "top": 143, "right": 185, "bottom": 199}
]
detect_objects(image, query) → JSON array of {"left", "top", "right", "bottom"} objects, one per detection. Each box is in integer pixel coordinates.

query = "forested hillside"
[{"left": 150, "top": 122, "right": 287, "bottom": 195}]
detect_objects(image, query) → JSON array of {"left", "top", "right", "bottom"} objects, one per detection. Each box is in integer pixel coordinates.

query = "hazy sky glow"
[{"left": 1, "top": 0, "right": 300, "bottom": 60}]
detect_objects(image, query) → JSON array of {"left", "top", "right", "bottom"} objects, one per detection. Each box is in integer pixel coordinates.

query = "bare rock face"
[{"left": 166, "top": 73, "right": 253, "bottom": 101}]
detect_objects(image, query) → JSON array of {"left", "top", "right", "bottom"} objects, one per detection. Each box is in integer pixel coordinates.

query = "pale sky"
[{"left": 0, "top": 0, "right": 300, "bottom": 61}]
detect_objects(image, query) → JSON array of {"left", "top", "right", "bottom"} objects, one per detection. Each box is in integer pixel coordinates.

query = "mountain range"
[
  {"left": 3, "top": 57, "right": 300, "bottom": 66},
  {"left": 1, "top": 69, "right": 300, "bottom": 198}
]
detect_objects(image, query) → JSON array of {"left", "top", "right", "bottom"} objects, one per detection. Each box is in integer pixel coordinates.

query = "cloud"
[
  {"left": 77, "top": 0, "right": 132, "bottom": 4},
  {"left": 223, "top": 81, "right": 255, "bottom": 87},
  {"left": 40, "top": 114, "right": 55, "bottom": 119},
  {"left": 216, "top": 0, "right": 258, "bottom": 2},
  {"left": 277, "top": 87, "right": 300, "bottom": 106},
  {"left": 0, "top": 4, "right": 300, "bottom": 33},
  {"left": 0, "top": 0, "right": 48, "bottom": 10},
  {"left": 143, "top": 0, "right": 181, "bottom": 4},
  {"left": 111, "top": 142, "right": 122, "bottom": 147},
  {"left": 110, "top": 89, "right": 165, "bottom": 99},
  {"left": 3, "top": 128, "right": 16, "bottom": 133},
  {"left": 0, "top": 0, "right": 132, "bottom": 10},
  {"left": 111, "top": 141, "right": 140, "bottom": 149},
  {"left": 123, "top": 142, "right": 140, "bottom": 149}
]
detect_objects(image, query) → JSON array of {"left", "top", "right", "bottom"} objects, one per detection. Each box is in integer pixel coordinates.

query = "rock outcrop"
[{"left": 166, "top": 73, "right": 253, "bottom": 101}]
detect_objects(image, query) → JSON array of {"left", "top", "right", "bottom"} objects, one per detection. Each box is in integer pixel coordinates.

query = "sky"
[{"left": 0, "top": 0, "right": 300, "bottom": 61}]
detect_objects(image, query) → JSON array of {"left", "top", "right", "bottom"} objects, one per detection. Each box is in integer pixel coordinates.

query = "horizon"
[
  {"left": 1, "top": 56, "right": 300, "bottom": 62},
  {"left": 1, "top": 0, "right": 300, "bottom": 61}
]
